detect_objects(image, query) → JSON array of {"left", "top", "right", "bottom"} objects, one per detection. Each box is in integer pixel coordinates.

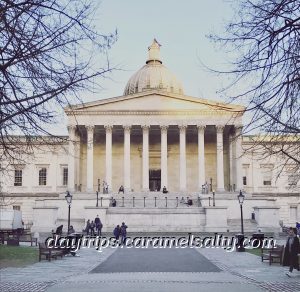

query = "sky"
[{"left": 52, "top": 0, "right": 239, "bottom": 134}]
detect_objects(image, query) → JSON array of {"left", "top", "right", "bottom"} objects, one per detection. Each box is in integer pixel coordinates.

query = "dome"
[{"left": 124, "top": 39, "right": 184, "bottom": 96}]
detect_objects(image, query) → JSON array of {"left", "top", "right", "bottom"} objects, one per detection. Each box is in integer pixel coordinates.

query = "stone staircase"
[{"left": 227, "top": 219, "right": 258, "bottom": 233}]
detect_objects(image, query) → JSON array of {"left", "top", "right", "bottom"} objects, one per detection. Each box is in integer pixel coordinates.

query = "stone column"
[
  {"left": 216, "top": 125, "right": 225, "bottom": 192},
  {"left": 160, "top": 125, "right": 168, "bottom": 189},
  {"left": 86, "top": 125, "right": 94, "bottom": 192},
  {"left": 197, "top": 125, "right": 206, "bottom": 190},
  {"left": 142, "top": 125, "right": 150, "bottom": 191},
  {"left": 123, "top": 125, "right": 131, "bottom": 192},
  {"left": 105, "top": 125, "right": 113, "bottom": 192},
  {"left": 67, "top": 125, "right": 76, "bottom": 192},
  {"left": 179, "top": 125, "right": 187, "bottom": 192},
  {"left": 235, "top": 126, "right": 243, "bottom": 191},
  {"left": 74, "top": 133, "right": 81, "bottom": 191}
]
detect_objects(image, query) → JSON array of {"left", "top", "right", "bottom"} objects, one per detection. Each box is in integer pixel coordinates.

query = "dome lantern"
[
  {"left": 124, "top": 40, "right": 184, "bottom": 96},
  {"left": 146, "top": 39, "right": 162, "bottom": 64}
]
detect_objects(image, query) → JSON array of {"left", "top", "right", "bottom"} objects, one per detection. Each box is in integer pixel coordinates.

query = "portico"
[{"left": 66, "top": 121, "right": 243, "bottom": 194}]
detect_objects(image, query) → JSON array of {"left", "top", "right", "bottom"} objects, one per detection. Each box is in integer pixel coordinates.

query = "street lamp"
[
  {"left": 65, "top": 191, "right": 73, "bottom": 234},
  {"left": 237, "top": 190, "right": 245, "bottom": 234},
  {"left": 212, "top": 190, "right": 215, "bottom": 207},
  {"left": 96, "top": 191, "right": 99, "bottom": 207}
]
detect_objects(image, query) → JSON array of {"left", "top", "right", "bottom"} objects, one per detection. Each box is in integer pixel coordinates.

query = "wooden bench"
[
  {"left": 261, "top": 245, "right": 284, "bottom": 265},
  {"left": 18, "top": 232, "right": 37, "bottom": 246},
  {"left": 39, "top": 243, "right": 65, "bottom": 262}
]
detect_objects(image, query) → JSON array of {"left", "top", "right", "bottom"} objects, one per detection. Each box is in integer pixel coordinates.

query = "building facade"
[{"left": 1, "top": 40, "right": 299, "bottom": 233}]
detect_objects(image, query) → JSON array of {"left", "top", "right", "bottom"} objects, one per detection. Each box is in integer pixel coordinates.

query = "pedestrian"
[
  {"left": 85, "top": 219, "right": 91, "bottom": 235},
  {"left": 283, "top": 227, "right": 300, "bottom": 277},
  {"left": 95, "top": 215, "right": 103, "bottom": 236},
  {"left": 68, "top": 225, "right": 75, "bottom": 234},
  {"left": 90, "top": 220, "right": 95, "bottom": 236},
  {"left": 113, "top": 225, "right": 120, "bottom": 240},
  {"left": 118, "top": 185, "right": 124, "bottom": 194},
  {"left": 120, "top": 222, "right": 127, "bottom": 244}
]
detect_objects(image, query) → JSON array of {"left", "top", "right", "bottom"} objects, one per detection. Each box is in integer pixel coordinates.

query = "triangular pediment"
[{"left": 65, "top": 90, "right": 244, "bottom": 114}]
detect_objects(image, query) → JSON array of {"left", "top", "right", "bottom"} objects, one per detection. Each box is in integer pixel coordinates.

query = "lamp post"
[
  {"left": 212, "top": 190, "right": 215, "bottom": 207},
  {"left": 96, "top": 191, "right": 99, "bottom": 207},
  {"left": 236, "top": 190, "right": 245, "bottom": 252},
  {"left": 65, "top": 191, "right": 73, "bottom": 234},
  {"left": 237, "top": 190, "right": 245, "bottom": 234}
]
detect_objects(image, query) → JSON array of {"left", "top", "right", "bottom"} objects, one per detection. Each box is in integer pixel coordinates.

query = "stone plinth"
[
  {"left": 204, "top": 206, "right": 228, "bottom": 232},
  {"left": 253, "top": 206, "right": 281, "bottom": 232},
  {"left": 31, "top": 206, "right": 58, "bottom": 233}
]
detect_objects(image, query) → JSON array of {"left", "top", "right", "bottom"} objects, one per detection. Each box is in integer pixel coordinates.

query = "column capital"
[
  {"left": 141, "top": 124, "right": 150, "bottom": 131},
  {"left": 160, "top": 125, "right": 169, "bottom": 133},
  {"left": 216, "top": 125, "right": 225, "bottom": 133},
  {"left": 178, "top": 124, "right": 187, "bottom": 133},
  {"left": 123, "top": 125, "right": 131, "bottom": 132},
  {"left": 197, "top": 124, "right": 206, "bottom": 132},
  {"left": 86, "top": 125, "right": 95, "bottom": 133},
  {"left": 104, "top": 125, "right": 113, "bottom": 133}
]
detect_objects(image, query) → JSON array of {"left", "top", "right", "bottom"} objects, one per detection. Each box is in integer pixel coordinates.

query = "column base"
[{"left": 86, "top": 188, "right": 94, "bottom": 193}]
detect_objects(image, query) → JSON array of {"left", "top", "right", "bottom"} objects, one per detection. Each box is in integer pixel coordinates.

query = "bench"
[
  {"left": 18, "top": 232, "right": 37, "bottom": 246},
  {"left": 39, "top": 242, "right": 65, "bottom": 261},
  {"left": 261, "top": 245, "right": 284, "bottom": 265}
]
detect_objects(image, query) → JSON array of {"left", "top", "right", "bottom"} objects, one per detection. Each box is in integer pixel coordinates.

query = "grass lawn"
[
  {"left": 0, "top": 245, "right": 39, "bottom": 268},
  {"left": 246, "top": 248, "right": 261, "bottom": 257}
]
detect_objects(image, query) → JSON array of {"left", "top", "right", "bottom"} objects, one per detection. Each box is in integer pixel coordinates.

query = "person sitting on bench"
[
  {"left": 162, "top": 186, "right": 168, "bottom": 194},
  {"left": 118, "top": 185, "right": 124, "bottom": 194}
]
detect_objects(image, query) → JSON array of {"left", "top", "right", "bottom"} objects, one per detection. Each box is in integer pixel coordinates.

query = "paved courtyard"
[{"left": 1, "top": 240, "right": 300, "bottom": 292}]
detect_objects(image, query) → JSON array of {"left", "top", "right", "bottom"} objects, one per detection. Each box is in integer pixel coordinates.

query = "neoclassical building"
[
  {"left": 65, "top": 40, "right": 244, "bottom": 194},
  {"left": 1, "top": 40, "right": 299, "bottom": 233}
]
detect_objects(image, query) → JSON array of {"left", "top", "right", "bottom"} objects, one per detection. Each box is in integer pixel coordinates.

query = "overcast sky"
[{"left": 51, "top": 0, "right": 240, "bottom": 134}]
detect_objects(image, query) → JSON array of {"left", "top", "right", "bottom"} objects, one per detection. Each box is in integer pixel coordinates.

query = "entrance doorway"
[{"left": 149, "top": 169, "right": 161, "bottom": 191}]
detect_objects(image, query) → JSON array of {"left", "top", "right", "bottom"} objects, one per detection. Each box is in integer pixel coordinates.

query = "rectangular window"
[
  {"left": 14, "top": 170, "right": 22, "bottom": 186},
  {"left": 261, "top": 165, "right": 272, "bottom": 186},
  {"left": 13, "top": 205, "right": 21, "bottom": 211},
  {"left": 243, "top": 176, "right": 247, "bottom": 186},
  {"left": 63, "top": 168, "right": 68, "bottom": 186},
  {"left": 39, "top": 168, "right": 47, "bottom": 186}
]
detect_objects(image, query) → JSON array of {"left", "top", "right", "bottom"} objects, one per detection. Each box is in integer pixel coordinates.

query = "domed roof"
[{"left": 124, "top": 39, "right": 184, "bottom": 96}]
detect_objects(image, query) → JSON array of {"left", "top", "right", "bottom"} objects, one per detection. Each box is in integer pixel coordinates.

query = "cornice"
[{"left": 66, "top": 110, "right": 238, "bottom": 116}]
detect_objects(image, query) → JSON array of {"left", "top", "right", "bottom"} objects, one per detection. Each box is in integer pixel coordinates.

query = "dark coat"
[
  {"left": 95, "top": 217, "right": 102, "bottom": 228},
  {"left": 113, "top": 227, "right": 120, "bottom": 238},
  {"left": 283, "top": 236, "right": 300, "bottom": 270},
  {"left": 120, "top": 224, "right": 127, "bottom": 236}
]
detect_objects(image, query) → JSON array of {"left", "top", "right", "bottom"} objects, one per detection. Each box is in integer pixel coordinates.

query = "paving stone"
[{"left": 1, "top": 245, "right": 300, "bottom": 292}]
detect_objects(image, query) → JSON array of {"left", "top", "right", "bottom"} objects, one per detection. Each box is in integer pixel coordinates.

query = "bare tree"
[
  {"left": 0, "top": 0, "right": 117, "bottom": 165},
  {"left": 209, "top": 0, "right": 300, "bottom": 180}
]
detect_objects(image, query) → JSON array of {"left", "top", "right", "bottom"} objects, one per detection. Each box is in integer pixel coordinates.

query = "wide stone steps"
[{"left": 227, "top": 219, "right": 258, "bottom": 233}]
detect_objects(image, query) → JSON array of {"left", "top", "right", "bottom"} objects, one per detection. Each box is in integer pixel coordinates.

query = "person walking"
[
  {"left": 90, "top": 220, "right": 95, "bottom": 236},
  {"left": 120, "top": 222, "right": 128, "bottom": 245},
  {"left": 85, "top": 219, "right": 91, "bottom": 235},
  {"left": 113, "top": 225, "right": 120, "bottom": 240},
  {"left": 283, "top": 227, "right": 300, "bottom": 277},
  {"left": 94, "top": 215, "right": 103, "bottom": 236}
]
